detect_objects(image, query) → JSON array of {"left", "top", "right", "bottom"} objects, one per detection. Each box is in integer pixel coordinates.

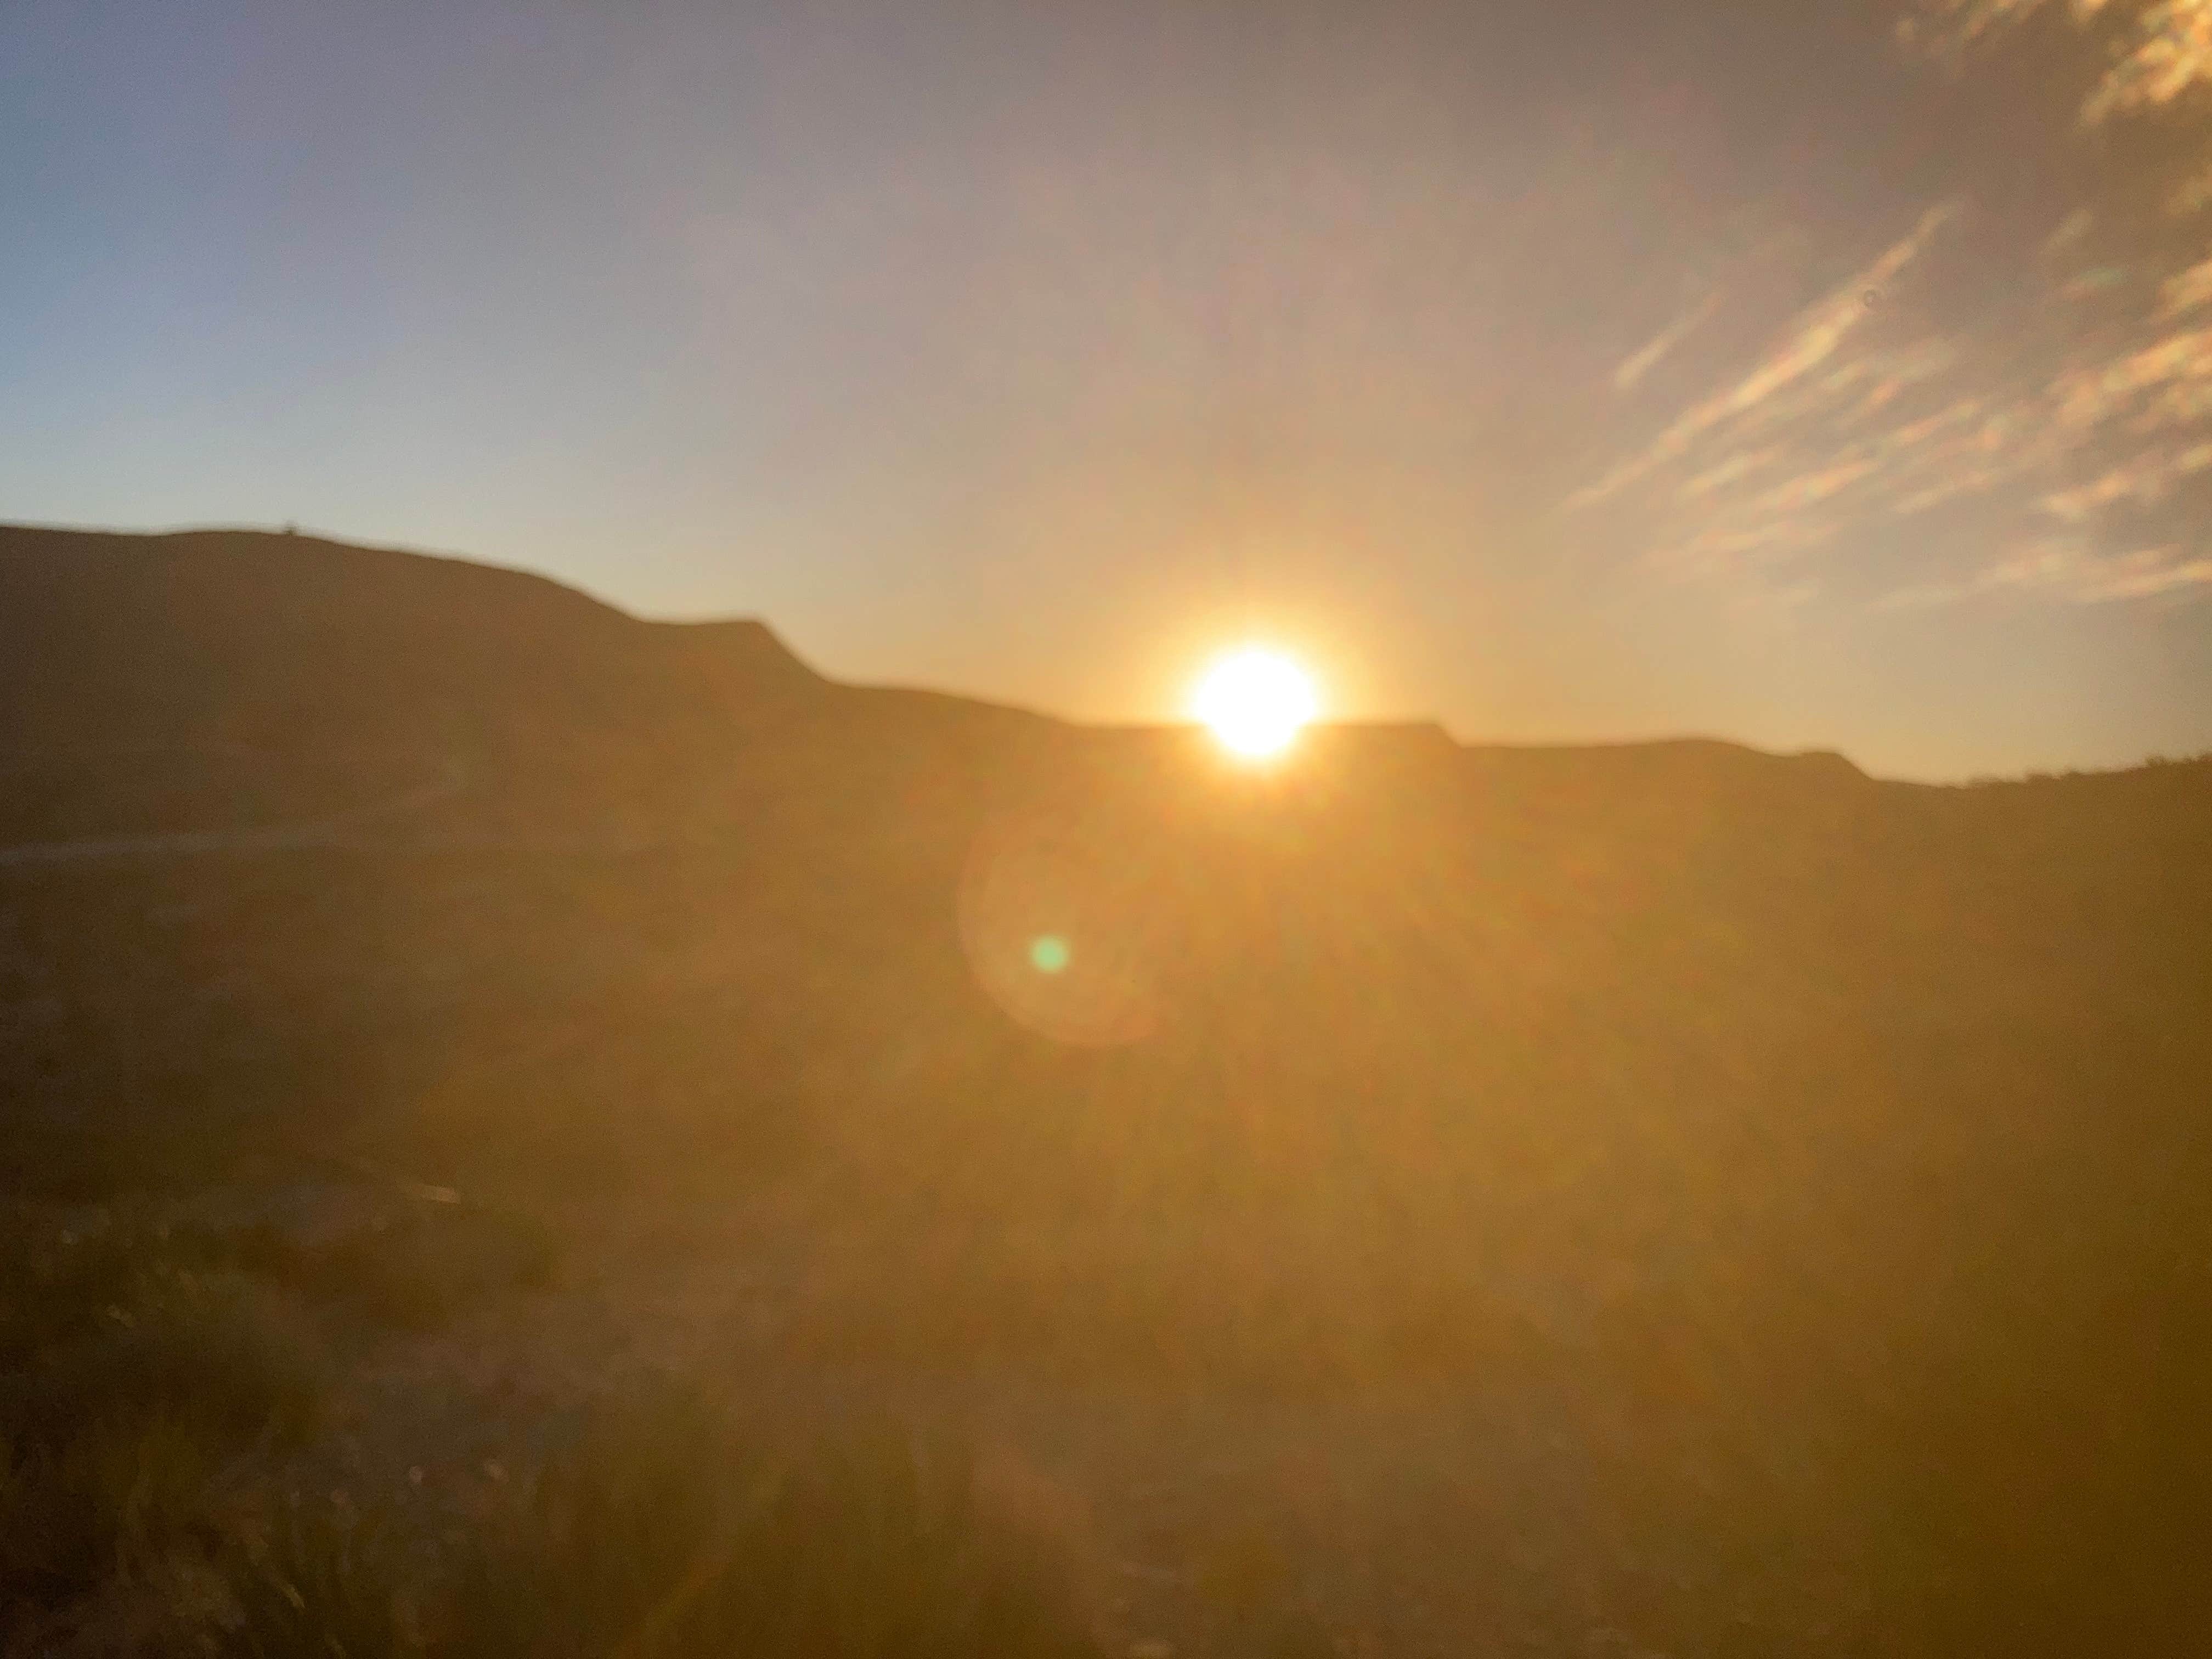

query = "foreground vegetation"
[{"left": 0, "top": 1198, "right": 1101, "bottom": 1658}]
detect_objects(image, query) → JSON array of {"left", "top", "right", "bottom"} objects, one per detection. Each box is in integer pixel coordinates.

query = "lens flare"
[
  {"left": 958, "top": 810, "right": 1164, "bottom": 1047},
  {"left": 1191, "top": 648, "right": 1319, "bottom": 759}
]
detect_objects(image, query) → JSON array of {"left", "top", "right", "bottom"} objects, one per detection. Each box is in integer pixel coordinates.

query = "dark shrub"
[
  {"left": 228, "top": 1386, "right": 1101, "bottom": 1659},
  {"left": 3, "top": 1272, "right": 326, "bottom": 1457}
]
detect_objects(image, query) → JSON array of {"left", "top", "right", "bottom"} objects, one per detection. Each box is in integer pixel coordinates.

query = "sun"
[{"left": 1190, "top": 647, "right": 1320, "bottom": 760}]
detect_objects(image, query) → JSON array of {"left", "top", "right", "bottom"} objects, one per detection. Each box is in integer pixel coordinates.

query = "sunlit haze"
[{"left": 7, "top": 0, "right": 2212, "bottom": 776}]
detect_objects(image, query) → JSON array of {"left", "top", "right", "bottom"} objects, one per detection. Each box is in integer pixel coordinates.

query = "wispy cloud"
[
  {"left": 1676, "top": 447, "right": 1785, "bottom": 503},
  {"left": 2043, "top": 208, "right": 2096, "bottom": 257},
  {"left": 1612, "top": 294, "right": 1720, "bottom": 392},
  {"left": 2050, "top": 326, "right": 2212, "bottom": 429},
  {"left": 1657, "top": 518, "right": 1837, "bottom": 578},
  {"left": 2168, "top": 159, "right": 2212, "bottom": 216},
  {"left": 2155, "top": 253, "right": 2212, "bottom": 318},
  {"left": 2038, "top": 440, "right": 2212, "bottom": 518},
  {"left": 1881, "top": 540, "right": 2212, "bottom": 606},
  {"left": 1744, "top": 456, "right": 1883, "bottom": 516},
  {"left": 1573, "top": 7, "right": 2212, "bottom": 611},
  {"left": 1901, "top": 0, "right": 2212, "bottom": 127},
  {"left": 1894, "top": 0, "right": 2067, "bottom": 57},
  {"left": 1568, "top": 205, "right": 1958, "bottom": 510},
  {"left": 2081, "top": 0, "right": 2212, "bottom": 123}
]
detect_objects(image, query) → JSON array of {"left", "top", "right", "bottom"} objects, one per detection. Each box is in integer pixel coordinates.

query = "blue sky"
[{"left": 7, "top": 0, "right": 2210, "bottom": 777}]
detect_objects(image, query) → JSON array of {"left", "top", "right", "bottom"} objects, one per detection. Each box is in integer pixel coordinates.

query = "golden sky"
[{"left": 5, "top": 0, "right": 2210, "bottom": 777}]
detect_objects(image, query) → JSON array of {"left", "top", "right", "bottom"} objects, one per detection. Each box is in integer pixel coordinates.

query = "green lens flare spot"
[{"left": 1029, "top": 934, "right": 1071, "bottom": 975}]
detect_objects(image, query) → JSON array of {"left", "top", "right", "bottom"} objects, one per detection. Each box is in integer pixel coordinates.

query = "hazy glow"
[
  {"left": 1191, "top": 648, "right": 1320, "bottom": 759},
  {"left": 10, "top": 3, "right": 2212, "bottom": 777},
  {"left": 1029, "top": 934, "right": 1071, "bottom": 974}
]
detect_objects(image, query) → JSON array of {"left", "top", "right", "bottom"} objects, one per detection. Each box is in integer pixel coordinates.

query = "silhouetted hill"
[
  {"left": 0, "top": 525, "right": 1082, "bottom": 847},
  {"left": 3, "top": 523, "right": 2210, "bottom": 1652}
]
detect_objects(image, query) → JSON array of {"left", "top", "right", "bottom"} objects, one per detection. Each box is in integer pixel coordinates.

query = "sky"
[{"left": 6, "top": 0, "right": 2212, "bottom": 779}]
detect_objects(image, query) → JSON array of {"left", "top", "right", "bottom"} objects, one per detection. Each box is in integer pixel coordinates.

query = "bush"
[
  {"left": 0, "top": 1409, "right": 224, "bottom": 1613},
  {"left": 3, "top": 1271, "right": 326, "bottom": 1457},
  {"left": 245, "top": 1202, "right": 562, "bottom": 1335},
  {"left": 0, "top": 1211, "right": 331, "bottom": 1638},
  {"left": 0, "top": 1207, "right": 171, "bottom": 1368},
  {"left": 1, "top": 1203, "right": 1101, "bottom": 1656},
  {"left": 291, "top": 1224, "right": 460, "bottom": 1333},
  {"left": 443, "top": 1389, "right": 1098, "bottom": 1659},
  {"left": 215, "top": 1494, "right": 426, "bottom": 1659},
  {"left": 210, "top": 1387, "right": 1101, "bottom": 1659}
]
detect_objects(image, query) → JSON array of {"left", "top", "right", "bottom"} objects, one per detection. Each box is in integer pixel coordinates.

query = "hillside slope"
[{"left": 2, "top": 523, "right": 2209, "bottom": 1651}]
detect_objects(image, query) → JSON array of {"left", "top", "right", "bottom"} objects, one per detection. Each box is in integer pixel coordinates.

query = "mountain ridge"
[{"left": 0, "top": 521, "right": 1908, "bottom": 784}]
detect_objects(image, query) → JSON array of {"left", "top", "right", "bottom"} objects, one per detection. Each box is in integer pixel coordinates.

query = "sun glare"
[{"left": 1191, "top": 647, "right": 1319, "bottom": 760}]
